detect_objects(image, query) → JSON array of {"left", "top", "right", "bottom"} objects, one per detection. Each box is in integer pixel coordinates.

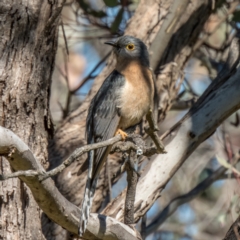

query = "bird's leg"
[
  {"left": 145, "top": 109, "right": 166, "bottom": 154},
  {"left": 115, "top": 128, "right": 128, "bottom": 140}
]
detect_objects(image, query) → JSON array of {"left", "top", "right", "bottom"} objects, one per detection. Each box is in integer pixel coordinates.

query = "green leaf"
[
  {"left": 232, "top": 10, "right": 240, "bottom": 22},
  {"left": 110, "top": 7, "right": 124, "bottom": 33},
  {"left": 103, "top": 0, "right": 119, "bottom": 7},
  {"left": 76, "top": 0, "right": 106, "bottom": 18},
  {"left": 89, "top": 10, "right": 106, "bottom": 18},
  {"left": 76, "top": 0, "right": 89, "bottom": 12}
]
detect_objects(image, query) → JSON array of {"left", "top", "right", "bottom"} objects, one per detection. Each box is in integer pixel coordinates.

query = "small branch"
[
  {"left": 141, "top": 214, "right": 147, "bottom": 240},
  {"left": 62, "top": 47, "right": 72, "bottom": 119},
  {"left": 71, "top": 52, "right": 111, "bottom": 94},
  {"left": 0, "top": 132, "right": 162, "bottom": 182},
  {"left": 124, "top": 152, "right": 139, "bottom": 225},
  {"left": 111, "top": 133, "right": 160, "bottom": 158},
  {"left": 0, "top": 170, "right": 38, "bottom": 180},
  {"left": 61, "top": 19, "right": 69, "bottom": 56},
  {"left": 171, "top": 97, "right": 198, "bottom": 110},
  {"left": 145, "top": 110, "right": 166, "bottom": 154},
  {"left": 0, "top": 134, "right": 122, "bottom": 182},
  {"left": 41, "top": 134, "right": 122, "bottom": 181}
]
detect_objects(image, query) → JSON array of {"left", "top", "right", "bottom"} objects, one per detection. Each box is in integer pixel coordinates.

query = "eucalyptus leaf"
[
  {"left": 103, "top": 0, "right": 119, "bottom": 7},
  {"left": 233, "top": 11, "right": 240, "bottom": 22},
  {"left": 111, "top": 7, "right": 124, "bottom": 33}
]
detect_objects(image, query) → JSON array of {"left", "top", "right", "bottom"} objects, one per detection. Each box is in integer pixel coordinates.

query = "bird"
[{"left": 79, "top": 35, "right": 158, "bottom": 236}]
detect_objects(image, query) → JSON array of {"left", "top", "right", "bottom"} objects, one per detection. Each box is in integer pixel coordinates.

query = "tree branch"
[
  {"left": 0, "top": 127, "right": 141, "bottom": 240},
  {"left": 124, "top": 152, "right": 139, "bottom": 225},
  {"left": 149, "top": 0, "right": 190, "bottom": 70}
]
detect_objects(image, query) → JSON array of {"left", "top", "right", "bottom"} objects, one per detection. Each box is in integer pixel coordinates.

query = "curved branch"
[{"left": 0, "top": 127, "right": 141, "bottom": 240}]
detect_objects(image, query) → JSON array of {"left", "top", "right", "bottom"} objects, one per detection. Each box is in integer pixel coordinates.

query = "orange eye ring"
[{"left": 126, "top": 43, "right": 135, "bottom": 51}]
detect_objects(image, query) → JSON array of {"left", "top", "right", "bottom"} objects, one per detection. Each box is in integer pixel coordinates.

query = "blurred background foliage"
[{"left": 50, "top": 0, "right": 240, "bottom": 239}]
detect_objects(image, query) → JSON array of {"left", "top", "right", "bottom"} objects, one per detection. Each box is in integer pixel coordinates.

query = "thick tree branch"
[{"left": 0, "top": 127, "right": 141, "bottom": 240}]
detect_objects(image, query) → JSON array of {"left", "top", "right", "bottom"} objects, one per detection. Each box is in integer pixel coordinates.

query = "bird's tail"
[
  {"left": 79, "top": 145, "right": 112, "bottom": 236},
  {"left": 79, "top": 149, "right": 96, "bottom": 237}
]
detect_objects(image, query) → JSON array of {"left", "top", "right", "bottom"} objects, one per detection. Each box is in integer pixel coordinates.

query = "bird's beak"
[{"left": 104, "top": 41, "right": 117, "bottom": 48}]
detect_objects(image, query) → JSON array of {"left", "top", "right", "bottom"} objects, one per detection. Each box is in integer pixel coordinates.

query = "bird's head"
[{"left": 104, "top": 35, "right": 150, "bottom": 67}]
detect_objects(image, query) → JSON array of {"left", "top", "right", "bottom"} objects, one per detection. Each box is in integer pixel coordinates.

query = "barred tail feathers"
[
  {"left": 79, "top": 149, "right": 96, "bottom": 236},
  {"left": 78, "top": 145, "right": 111, "bottom": 236}
]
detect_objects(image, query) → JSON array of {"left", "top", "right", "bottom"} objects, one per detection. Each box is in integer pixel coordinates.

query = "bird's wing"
[
  {"left": 79, "top": 70, "right": 125, "bottom": 237},
  {"left": 86, "top": 69, "right": 125, "bottom": 180}
]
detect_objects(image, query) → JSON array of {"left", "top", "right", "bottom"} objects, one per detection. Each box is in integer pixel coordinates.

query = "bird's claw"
[{"left": 116, "top": 129, "right": 128, "bottom": 140}]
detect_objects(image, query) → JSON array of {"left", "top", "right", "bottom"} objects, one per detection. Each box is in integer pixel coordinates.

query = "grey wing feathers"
[
  {"left": 86, "top": 70, "right": 125, "bottom": 180},
  {"left": 79, "top": 70, "right": 125, "bottom": 237}
]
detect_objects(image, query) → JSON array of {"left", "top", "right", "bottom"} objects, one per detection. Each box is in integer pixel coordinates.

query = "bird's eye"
[{"left": 126, "top": 43, "right": 135, "bottom": 51}]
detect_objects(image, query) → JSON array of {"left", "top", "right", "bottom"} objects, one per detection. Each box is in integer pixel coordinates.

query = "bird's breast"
[{"left": 117, "top": 65, "right": 154, "bottom": 130}]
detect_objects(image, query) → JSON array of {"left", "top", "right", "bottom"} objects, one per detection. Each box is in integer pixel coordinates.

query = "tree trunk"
[{"left": 0, "top": 1, "right": 62, "bottom": 239}]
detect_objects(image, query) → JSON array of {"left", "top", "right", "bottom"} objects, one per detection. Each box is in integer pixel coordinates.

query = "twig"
[
  {"left": 71, "top": 52, "right": 111, "bottom": 93},
  {"left": 111, "top": 133, "right": 160, "bottom": 158},
  {"left": 141, "top": 214, "right": 147, "bottom": 240},
  {"left": 40, "top": 134, "right": 122, "bottom": 181},
  {"left": 124, "top": 152, "right": 139, "bottom": 225},
  {"left": 62, "top": 48, "right": 72, "bottom": 118},
  {"left": 171, "top": 97, "right": 198, "bottom": 110},
  {"left": 61, "top": 19, "right": 69, "bottom": 56},
  {"left": 0, "top": 134, "right": 122, "bottom": 181},
  {"left": 0, "top": 170, "right": 39, "bottom": 180},
  {"left": 0, "top": 133, "right": 162, "bottom": 182},
  {"left": 106, "top": 158, "right": 112, "bottom": 203},
  {"left": 145, "top": 109, "right": 166, "bottom": 154}
]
